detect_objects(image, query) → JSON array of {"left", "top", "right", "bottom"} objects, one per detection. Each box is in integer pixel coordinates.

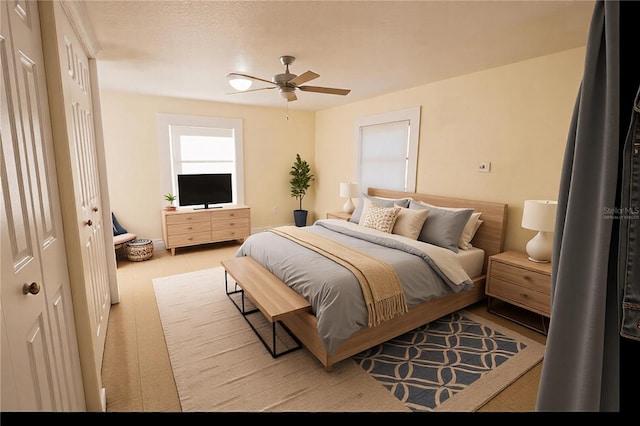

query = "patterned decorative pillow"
[{"left": 362, "top": 203, "right": 401, "bottom": 233}]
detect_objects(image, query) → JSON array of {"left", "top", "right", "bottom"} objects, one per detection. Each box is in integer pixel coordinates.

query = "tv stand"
[
  {"left": 194, "top": 204, "right": 223, "bottom": 210},
  {"left": 161, "top": 205, "right": 251, "bottom": 255}
]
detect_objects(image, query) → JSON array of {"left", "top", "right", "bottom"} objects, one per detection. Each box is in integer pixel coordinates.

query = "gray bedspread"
[{"left": 235, "top": 219, "right": 474, "bottom": 355}]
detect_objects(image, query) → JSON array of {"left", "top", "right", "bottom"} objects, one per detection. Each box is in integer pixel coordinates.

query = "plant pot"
[
  {"left": 293, "top": 209, "right": 308, "bottom": 227},
  {"left": 165, "top": 206, "right": 177, "bottom": 211}
]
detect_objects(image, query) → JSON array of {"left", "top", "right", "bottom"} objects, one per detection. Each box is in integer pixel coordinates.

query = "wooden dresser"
[
  {"left": 485, "top": 250, "right": 551, "bottom": 333},
  {"left": 162, "top": 205, "right": 250, "bottom": 255}
]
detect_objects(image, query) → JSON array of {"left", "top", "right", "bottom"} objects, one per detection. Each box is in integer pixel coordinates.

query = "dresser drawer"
[
  {"left": 490, "top": 261, "right": 550, "bottom": 294},
  {"left": 166, "top": 212, "right": 211, "bottom": 225},
  {"left": 210, "top": 217, "right": 250, "bottom": 231},
  {"left": 487, "top": 277, "right": 550, "bottom": 317},
  {"left": 211, "top": 227, "right": 250, "bottom": 242},
  {"left": 168, "top": 221, "right": 211, "bottom": 235},
  {"left": 167, "top": 231, "right": 212, "bottom": 248},
  {"left": 211, "top": 208, "right": 250, "bottom": 222}
]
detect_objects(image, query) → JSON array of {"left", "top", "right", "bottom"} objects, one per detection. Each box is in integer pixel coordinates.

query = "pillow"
[
  {"left": 416, "top": 202, "right": 483, "bottom": 250},
  {"left": 350, "top": 194, "right": 411, "bottom": 223},
  {"left": 458, "top": 212, "right": 482, "bottom": 250},
  {"left": 112, "top": 212, "right": 128, "bottom": 236},
  {"left": 392, "top": 204, "right": 430, "bottom": 240},
  {"left": 410, "top": 201, "right": 473, "bottom": 252},
  {"left": 362, "top": 203, "right": 401, "bottom": 233},
  {"left": 465, "top": 219, "right": 484, "bottom": 249}
]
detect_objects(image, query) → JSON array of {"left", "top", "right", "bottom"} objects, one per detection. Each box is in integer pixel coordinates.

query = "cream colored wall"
[
  {"left": 315, "top": 47, "right": 586, "bottom": 252},
  {"left": 101, "top": 93, "right": 316, "bottom": 244}
]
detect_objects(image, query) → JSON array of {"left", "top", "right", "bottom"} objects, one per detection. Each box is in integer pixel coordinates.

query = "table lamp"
[
  {"left": 521, "top": 200, "right": 557, "bottom": 263},
  {"left": 340, "top": 182, "right": 360, "bottom": 213}
]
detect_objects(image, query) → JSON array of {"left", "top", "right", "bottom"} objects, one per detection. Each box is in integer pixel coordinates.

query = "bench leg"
[{"left": 224, "top": 269, "right": 302, "bottom": 358}]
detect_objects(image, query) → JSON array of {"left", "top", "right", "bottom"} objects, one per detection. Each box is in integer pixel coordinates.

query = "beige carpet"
[{"left": 153, "top": 267, "right": 545, "bottom": 412}]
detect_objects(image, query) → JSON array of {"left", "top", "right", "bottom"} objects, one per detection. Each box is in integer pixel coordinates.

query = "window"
[
  {"left": 157, "top": 114, "right": 244, "bottom": 207},
  {"left": 355, "top": 107, "right": 420, "bottom": 194}
]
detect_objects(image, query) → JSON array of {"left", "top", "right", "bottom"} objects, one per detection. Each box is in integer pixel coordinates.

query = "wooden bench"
[{"left": 221, "top": 256, "right": 311, "bottom": 357}]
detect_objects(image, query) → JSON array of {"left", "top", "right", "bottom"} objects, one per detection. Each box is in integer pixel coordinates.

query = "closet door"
[
  {"left": 39, "top": 1, "right": 111, "bottom": 407},
  {"left": 1, "top": 0, "right": 84, "bottom": 411}
]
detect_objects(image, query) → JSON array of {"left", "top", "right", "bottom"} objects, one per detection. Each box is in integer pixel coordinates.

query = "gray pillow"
[
  {"left": 350, "top": 194, "right": 411, "bottom": 223},
  {"left": 410, "top": 200, "right": 473, "bottom": 253}
]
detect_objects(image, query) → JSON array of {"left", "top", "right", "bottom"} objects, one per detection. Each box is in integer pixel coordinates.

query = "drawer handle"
[
  {"left": 188, "top": 237, "right": 193, "bottom": 241},
  {"left": 188, "top": 227, "right": 192, "bottom": 230},
  {"left": 520, "top": 293, "right": 529, "bottom": 298},
  {"left": 523, "top": 275, "right": 532, "bottom": 280},
  {"left": 229, "top": 222, "right": 235, "bottom": 226}
]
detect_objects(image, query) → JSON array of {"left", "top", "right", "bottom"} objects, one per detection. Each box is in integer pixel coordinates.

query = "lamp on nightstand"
[
  {"left": 339, "top": 182, "right": 360, "bottom": 213},
  {"left": 521, "top": 200, "right": 558, "bottom": 263}
]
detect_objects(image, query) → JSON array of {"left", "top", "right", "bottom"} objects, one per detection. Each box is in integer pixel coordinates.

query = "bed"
[{"left": 236, "top": 188, "right": 507, "bottom": 371}]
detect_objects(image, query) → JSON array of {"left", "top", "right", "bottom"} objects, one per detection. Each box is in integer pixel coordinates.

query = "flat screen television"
[{"left": 177, "top": 173, "right": 233, "bottom": 209}]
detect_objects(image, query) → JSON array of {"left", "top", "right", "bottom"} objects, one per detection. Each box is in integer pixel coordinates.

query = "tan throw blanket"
[{"left": 270, "top": 226, "right": 408, "bottom": 327}]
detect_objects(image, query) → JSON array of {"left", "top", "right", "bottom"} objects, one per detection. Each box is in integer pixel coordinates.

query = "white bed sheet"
[{"left": 454, "top": 246, "right": 485, "bottom": 278}]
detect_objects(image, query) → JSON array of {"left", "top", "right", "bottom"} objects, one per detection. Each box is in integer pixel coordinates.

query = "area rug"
[{"left": 153, "top": 267, "right": 544, "bottom": 412}]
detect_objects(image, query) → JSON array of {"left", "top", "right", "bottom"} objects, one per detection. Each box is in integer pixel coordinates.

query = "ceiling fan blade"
[
  {"left": 226, "top": 87, "right": 276, "bottom": 95},
  {"left": 226, "top": 72, "right": 275, "bottom": 86},
  {"left": 298, "top": 85, "right": 351, "bottom": 96},
  {"left": 289, "top": 70, "right": 319, "bottom": 86}
]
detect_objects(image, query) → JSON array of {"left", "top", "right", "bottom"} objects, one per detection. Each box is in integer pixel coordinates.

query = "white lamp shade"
[
  {"left": 521, "top": 200, "right": 557, "bottom": 232},
  {"left": 339, "top": 182, "right": 360, "bottom": 199},
  {"left": 228, "top": 77, "right": 252, "bottom": 91},
  {"left": 339, "top": 182, "right": 360, "bottom": 213},
  {"left": 522, "top": 200, "right": 557, "bottom": 263}
]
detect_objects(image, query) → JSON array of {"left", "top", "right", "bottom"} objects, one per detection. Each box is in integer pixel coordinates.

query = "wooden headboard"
[{"left": 367, "top": 188, "right": 508, "bottom": 273}]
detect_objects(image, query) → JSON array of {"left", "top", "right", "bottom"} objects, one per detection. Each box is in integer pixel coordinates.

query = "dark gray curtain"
[{"left": 536, "top": 0, "right": 639, "bottom": 412}]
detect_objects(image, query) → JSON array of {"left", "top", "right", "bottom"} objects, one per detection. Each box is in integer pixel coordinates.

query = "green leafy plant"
[
  {"left": 164, "top": 193, "right": 177, "bottom": 206},
  {"left": 289, "top": 153, "right": 314, "bottom": 211}
]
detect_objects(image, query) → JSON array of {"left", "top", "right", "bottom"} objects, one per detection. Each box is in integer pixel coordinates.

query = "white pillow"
[
  {"left": 465, "top": 219, "right": 484, "bottom": 249},
  {"left": 458, "top": 212, "right": 482, "bottom": 250},
  {"left": 392, "top": 204, "right": 430, "bottom": 240}
]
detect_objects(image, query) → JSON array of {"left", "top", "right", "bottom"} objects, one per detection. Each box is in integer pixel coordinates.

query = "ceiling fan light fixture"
[{"left": 228, "top": 76, "right": 253, "bottom": 91}]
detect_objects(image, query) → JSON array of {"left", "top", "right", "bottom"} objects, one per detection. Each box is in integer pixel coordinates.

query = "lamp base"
[
  {"left": 342, "top": 198, "right": 355, "bottom": 213},
  {"left": 527, "top": 256, "right": 550, "bottom": 264},
  {"left": 525, "top": 231, "right": 553, "bottom": 263}
]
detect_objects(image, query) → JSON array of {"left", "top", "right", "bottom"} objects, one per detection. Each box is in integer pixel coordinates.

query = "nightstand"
[
  {"left": 326, "top": 211, "right": 352, "bottom": 221},
  {"left": 486, "top": 250, "right": 551, "bottom": 334}
]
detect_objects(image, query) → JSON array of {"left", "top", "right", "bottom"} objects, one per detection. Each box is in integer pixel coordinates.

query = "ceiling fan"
[{"left": 226, "top": 55, "right": 350, "bottom": 102}]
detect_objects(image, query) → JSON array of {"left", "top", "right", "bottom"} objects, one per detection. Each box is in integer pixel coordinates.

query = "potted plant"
[
  {"left": 289, "top": 153, "right": 314, "bottom": 227},
  {"left": 164, "top": 193, "right": 177, "bottom": 211}
]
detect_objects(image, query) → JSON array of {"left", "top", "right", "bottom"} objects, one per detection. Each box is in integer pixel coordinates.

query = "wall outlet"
[{"left": 478, "top": 162, "right": 491, "bottom": 172}]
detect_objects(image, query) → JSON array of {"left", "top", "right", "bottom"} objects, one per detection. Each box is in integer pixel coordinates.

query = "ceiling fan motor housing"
[{"left": 273, "top": 72, "right": 297, "bottom": 85}]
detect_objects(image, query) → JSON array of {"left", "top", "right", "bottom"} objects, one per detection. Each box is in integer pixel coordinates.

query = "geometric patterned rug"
[{"left": 352, "top": 310, "right": 543, "bottom": 412}]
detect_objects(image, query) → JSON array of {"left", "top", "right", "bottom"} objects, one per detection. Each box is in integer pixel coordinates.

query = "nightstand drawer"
[
  {"left": 490, "top": 261, "right": 550, "bottom": 294},
  {"left": 488, "top": 277, "right": 550, "bottom": 317}
]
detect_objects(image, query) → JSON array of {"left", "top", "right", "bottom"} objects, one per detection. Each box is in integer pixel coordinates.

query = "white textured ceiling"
[{"left": 84, "top": 0, "right": 595, "bottom": 112}]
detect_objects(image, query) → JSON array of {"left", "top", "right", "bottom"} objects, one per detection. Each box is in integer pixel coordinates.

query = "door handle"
[
  {"left": 92, "top": 207, "right": 98, "bottom": 212},
  {"left": 23, "top": 282, "right": 41, "bottom": 295},
  {"left": 85, "top": 220, "right": 93, "bottom": 226}
]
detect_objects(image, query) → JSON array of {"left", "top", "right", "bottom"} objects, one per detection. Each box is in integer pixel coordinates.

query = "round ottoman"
[{"left": 124, "top": 239, "right": 153, "bottom": 262}]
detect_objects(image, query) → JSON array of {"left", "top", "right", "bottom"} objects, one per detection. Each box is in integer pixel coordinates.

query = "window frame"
[
  {"left": 354, "top": 106, "right": 421, "bottom": 194},
  {"left": 157, "top": 113, "right": 244, "bottom": 208}
]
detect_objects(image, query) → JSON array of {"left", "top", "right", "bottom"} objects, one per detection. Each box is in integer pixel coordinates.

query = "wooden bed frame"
[{"left": 281, "top": 188, "right": 508, "bottom": 372}]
